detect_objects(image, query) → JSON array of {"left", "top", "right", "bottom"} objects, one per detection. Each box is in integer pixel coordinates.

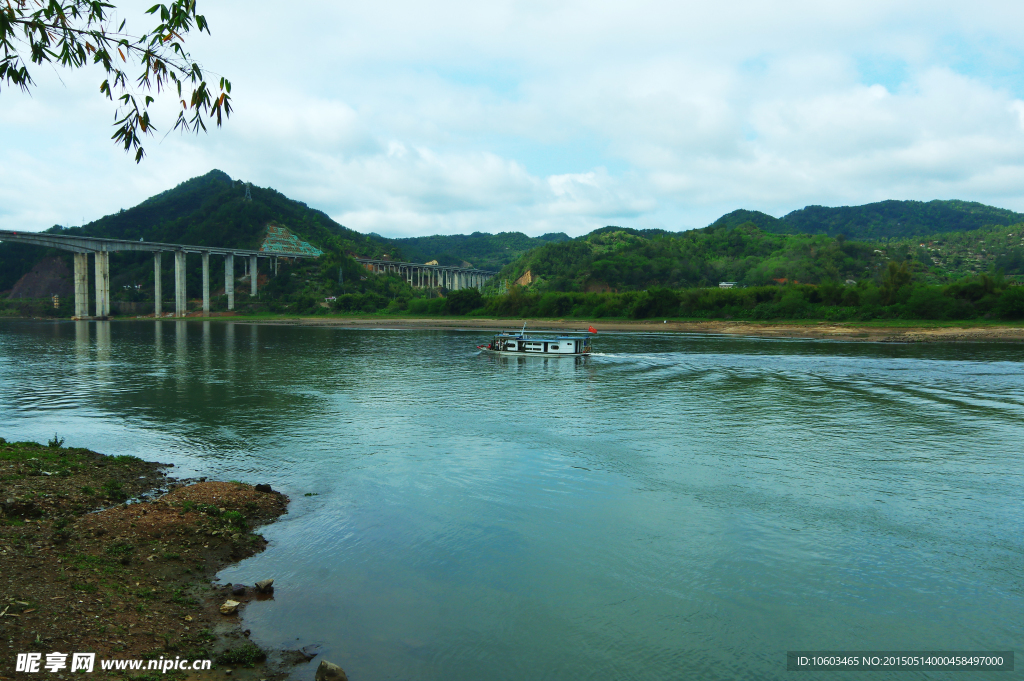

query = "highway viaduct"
[
  {"left": 354, "top": 258, "right": 496, "bottom": 291},
  {"left": 0, "top": 232, "right": 498, "bottom": 319},
  {"left": 0, "top": 230, "right": 317, "bottom": 319}
]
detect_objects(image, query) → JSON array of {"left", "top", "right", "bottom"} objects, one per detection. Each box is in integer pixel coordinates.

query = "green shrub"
[
  {"left": 995, "top": 286, "right": 1024, "bottom": 319},
  {"left": 222, "top": 510, "right": 246, "bottom": 530},
  {"left": 629, "top": 288, "right": 679, "bottom": 319},
  {"left": 903, "top": 287, "right": 955, "bottom": 319},
  {"left": 102, "top": 479, "right": 127, "bottom": 501},
  {"left": 216, "top": 641, "right": 266, "bottom": 667},
  {"left": 447, "top": 288, "right": 483, "bottom": 315}
]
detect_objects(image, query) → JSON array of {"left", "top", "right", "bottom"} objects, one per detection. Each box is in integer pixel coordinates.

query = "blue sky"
[{"left": 3, "top": 0, "right": 1024, "bottom": 237}]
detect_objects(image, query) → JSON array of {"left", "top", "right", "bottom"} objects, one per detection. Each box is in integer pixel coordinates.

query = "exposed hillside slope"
[{"left": 8, "top": 257, "right": 73, "bottom": 299}]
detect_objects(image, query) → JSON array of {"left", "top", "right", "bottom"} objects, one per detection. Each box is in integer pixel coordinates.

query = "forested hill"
[
  {"left": 0, "top": 170, "right": 395, "bottom": 292},
  {"left": 493, "top": 223, "right": 885, "bottom": 291},
  {"left": 56, "top": 169, "right": 391, "bottom": 256},
  {"left": 493, "top": 219, "right": 1024, "bottom": 292},
  {"left": 711, "top": 200, "right": 1024, "bottom": 239},
  {"left": 389, "top": 231, "right": 570, "bottom": 270}
]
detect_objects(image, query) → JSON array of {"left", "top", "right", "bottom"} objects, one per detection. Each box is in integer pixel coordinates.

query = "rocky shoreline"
[{"left": 0, "top": 438, "right": 325, "bottom": 680}]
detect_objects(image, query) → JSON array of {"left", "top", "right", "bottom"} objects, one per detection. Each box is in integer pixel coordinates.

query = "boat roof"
[{"left": 493, "top": 332, "right": 590, "bottom": 339}]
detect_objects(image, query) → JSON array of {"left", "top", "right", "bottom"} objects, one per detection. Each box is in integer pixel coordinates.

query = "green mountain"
[
  {"left": 763, "top": 200, "right": 1024, "bottom": 239},
  {"left": 0, "top": 170, "right": 394, "bottom": 294},
  {"left": 493, "top": 223, "right": 884, "bottom": 291},
  {"left": 495, "top": 215, "right": 1024, "bottom": 293},
  {"left": 709, "top": 209, "right": 787, "bottom": 233},
  {"left": 59, "top": 169, "right": 391, "bottom": 256},
  {"left": 389, "top": 231, "right": 570, "bottom": 271}
]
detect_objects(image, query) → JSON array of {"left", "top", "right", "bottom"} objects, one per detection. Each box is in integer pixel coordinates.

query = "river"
[{"left": 0, "top": 320, "right": 1020, "bottom": 680}]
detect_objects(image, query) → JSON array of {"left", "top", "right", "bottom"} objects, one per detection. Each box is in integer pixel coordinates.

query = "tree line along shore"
[{"left": 4, "top": 269, "right": 1024, "bottom": 324}]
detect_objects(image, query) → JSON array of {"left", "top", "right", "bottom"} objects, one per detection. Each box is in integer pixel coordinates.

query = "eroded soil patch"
[{"left": 0, "top": 440, "right": 292, "bottom": 680}]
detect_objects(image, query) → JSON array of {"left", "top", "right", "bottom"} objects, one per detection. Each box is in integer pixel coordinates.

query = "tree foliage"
[
  {"left": 1, "top": 0, "right": 231, "bottom": 161},
  {"left": 779, "top": 200, "right": 1024, "bottom": 239},
  {"left": 709, "top": 200, "right": 1024, "bottom": 240},
  {"left": 493, "top": 223, "right": 882, "bottom": 292},
  {"left": 391, "top": 231, "right": 570, "bottom": 271}
]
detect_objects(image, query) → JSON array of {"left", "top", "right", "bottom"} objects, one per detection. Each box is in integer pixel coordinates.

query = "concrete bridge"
[
  {"left": 0, "top": 230, "right": 318, "bottom": 319},
  {"left": 355, "top": 258, "right": 495, "bottom": 290}
]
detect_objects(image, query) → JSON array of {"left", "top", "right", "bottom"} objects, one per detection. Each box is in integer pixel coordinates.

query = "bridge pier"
[
  {"left": 174, "top": 250, "right": 187, "bottom": 317},
  {"left": 225, "top": 254, "right": 235, "bottom": 310},
  {"left": 154, "top": 252, "right": 163, "bottom": 317},
  {"left": 250, "top": 255, "right": 258, "bottom": 297},
  {"left": 73, "top": 252, "right": 89, "bottom": 318},
  {"left": 94, "top": 251, "right": 110, "bottom": 318},
  {"left": 202, "top": 252, "right": 211, "bottom": 317}
]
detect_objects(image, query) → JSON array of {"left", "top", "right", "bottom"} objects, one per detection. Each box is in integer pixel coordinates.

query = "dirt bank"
[
  {"left": 0, "top": 439, "right": 304, "bottom": 680},
  {"left": 245, "top": 315, "right": 1024, "bottom": 342}
]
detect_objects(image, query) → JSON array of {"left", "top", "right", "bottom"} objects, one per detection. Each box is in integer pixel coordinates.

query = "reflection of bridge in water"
[
  {"left": 0, "top": 230, "right": 318, "bottom": 319},
  {"left": 354, "top": 258, "right": 496, "bottom": 291}
]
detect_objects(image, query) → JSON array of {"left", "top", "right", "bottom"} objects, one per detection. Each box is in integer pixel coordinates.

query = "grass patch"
[
  {"left": 222, "top": 510, "right": 247, "bottom": 530},
  {"left": 216, "top": 641, "right": 266, "bottom": 667},
  {"left": 170, "top": 588, "right": 198, "bottom": 606},
  {"left": 135, "top": 587, "right": 159, "bottom": 600},
  {"left": 101, "top": 479, "right": 127, "bottom": 501}
]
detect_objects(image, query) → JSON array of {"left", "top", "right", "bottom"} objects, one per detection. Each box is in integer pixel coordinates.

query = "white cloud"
[{"left": 4, "top": 0, "right": 1024, "bottom": 237}]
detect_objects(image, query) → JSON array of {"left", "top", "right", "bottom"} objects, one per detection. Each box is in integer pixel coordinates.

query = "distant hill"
[
  {"left": 492, "top": 224, "right": 884, "bottom": 291},
  {"left": 709, "top": 210, "right": 786, "bottom": 233},
  {"left": 710, "top": 200, "right": 1024, "bottom": 240},
  {"left": 389, "top": 231, "right": 570, "bottom": 271}
]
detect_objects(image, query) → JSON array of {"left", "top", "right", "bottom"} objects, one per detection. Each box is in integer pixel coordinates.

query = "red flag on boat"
[{"left": 588, "top": 326, "right": 597, "bottom": 334}]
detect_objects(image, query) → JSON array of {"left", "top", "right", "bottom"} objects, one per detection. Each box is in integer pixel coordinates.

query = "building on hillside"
[{"left": 719, "top": 281, "right": 737, "bottom": 289}]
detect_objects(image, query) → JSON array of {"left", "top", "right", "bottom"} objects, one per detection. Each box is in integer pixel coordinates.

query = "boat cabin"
[{"left": 486, "top": 331, "right": 592, "bottom": 355}]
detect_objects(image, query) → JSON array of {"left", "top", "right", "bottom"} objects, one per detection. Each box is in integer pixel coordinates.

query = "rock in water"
[
  {"left": 219, "top": 600, "right": 240, "bottom": 615},
  {"left": 231, "top": 584, "right": 247, "bottom": 596},
  {"left": 254, "top": 484, "right": 274, "bottom": 493},
  {"left": 314, "top": 659, "right": 347, "bottom": 681},
  {"left": 255, "top": 578, "right": 275, "bottom": 592}
]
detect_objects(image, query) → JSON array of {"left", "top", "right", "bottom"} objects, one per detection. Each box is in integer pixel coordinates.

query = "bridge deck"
[{"left": 0, "top": 230, "right": 316, "bottom": 258}]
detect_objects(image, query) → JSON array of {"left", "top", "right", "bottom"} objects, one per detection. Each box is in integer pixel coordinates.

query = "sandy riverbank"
[{"left": 238, "top": 315, "right": 1024, "bottom": 343}]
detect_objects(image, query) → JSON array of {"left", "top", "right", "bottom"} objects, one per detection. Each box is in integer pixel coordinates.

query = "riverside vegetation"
[{"left": 4, "top": 170, "right": 1024, "bottom": 324}]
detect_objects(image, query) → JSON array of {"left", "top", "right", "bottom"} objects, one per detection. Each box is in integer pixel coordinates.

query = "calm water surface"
[{"left": 0, "top": 320, "right": 1021, "bottom": 680}]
